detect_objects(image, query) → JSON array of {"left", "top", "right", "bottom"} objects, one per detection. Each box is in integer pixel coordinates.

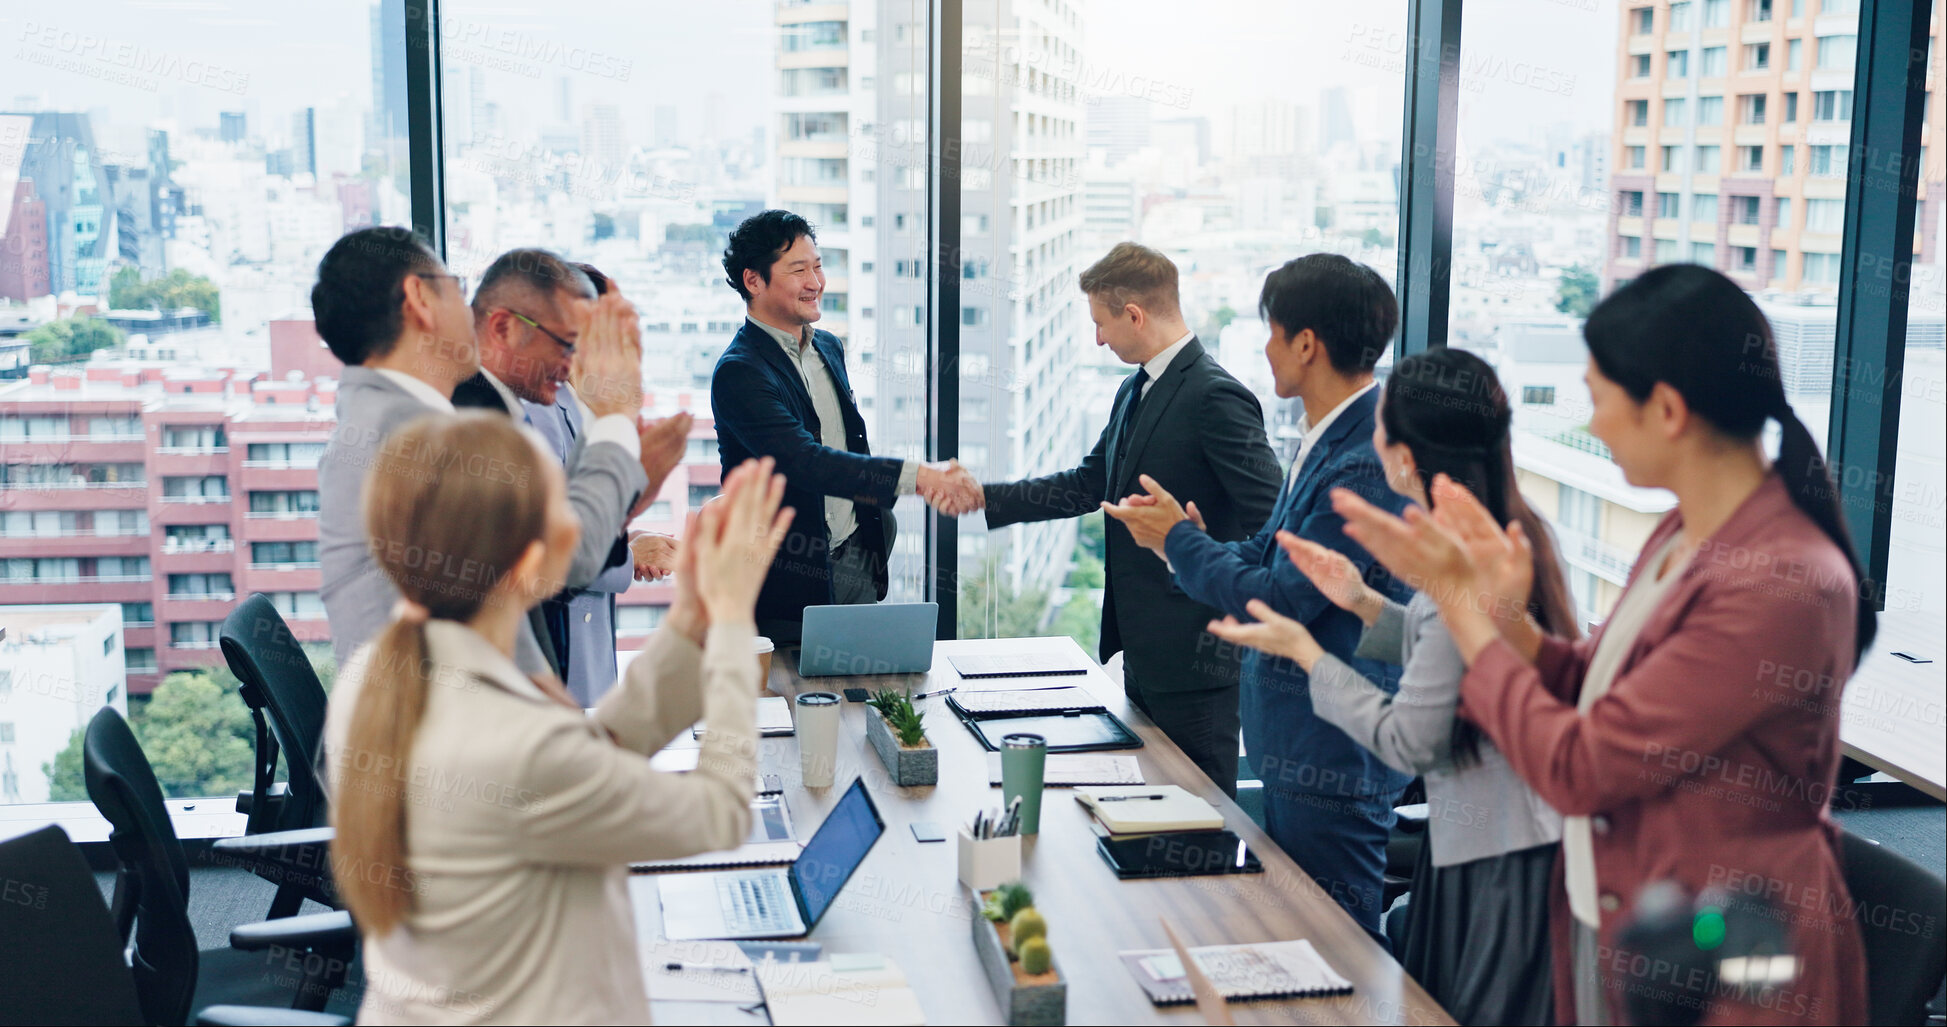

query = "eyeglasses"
[
  {"left": 414, "top": 271, "right": 470, "bottom": 295},
  {"left": 505, "top": 310, "right": 576, "bottom": 354}
]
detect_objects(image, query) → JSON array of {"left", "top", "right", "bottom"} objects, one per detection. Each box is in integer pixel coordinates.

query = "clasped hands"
[{"left": 916, "top": 459, "right": 984, "bottom": 517}]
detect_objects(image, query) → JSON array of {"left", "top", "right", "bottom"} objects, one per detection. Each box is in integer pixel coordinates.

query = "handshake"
[{"left": 916, "top": 459, "right": 984, "bottom": 517}]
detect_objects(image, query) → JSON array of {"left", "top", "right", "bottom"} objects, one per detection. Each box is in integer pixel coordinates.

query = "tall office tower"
[
  {"left": 0, "top": 114, "right": 51, "bottom": 302},
  {"left": 291, "top": 108, "right": 318, "bottom": 178},
  {"left": 218, "top": 111, "right": 248, "bottom": 144},
  {"left": 580, "top": 103, "right": 628, "bottom": 176},
  {"left": 1317, "top": 86, "right": 1356, "bottom": 151},
  {"left": 1229, "top": 99, "right": 1309, "bottom": 176},
  {"left": 769, "top": 2, "right": 1089, "bottom": 598},
  {"left": 366, "top": 0, "right": 410, "bottom": 193},
  {"left": 6, "top": 112, "right": 108, "bottom": 296},
  {"left": 1604, "top": 0, "right": 1943, "bottom": 295},
  {"left": 1085, "top": 95, "right": 1152, "bottom": 167}
]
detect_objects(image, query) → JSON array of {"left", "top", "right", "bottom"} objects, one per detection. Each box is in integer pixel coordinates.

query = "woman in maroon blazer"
[{"left": 1332, "top": 265, "right": 1873, "bottom": 1025}]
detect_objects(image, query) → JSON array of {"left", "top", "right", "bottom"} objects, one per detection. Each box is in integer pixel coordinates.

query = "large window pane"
[
  {"left": 956, "top": 1, "right": 1406, "bottom": 649},
  {"left": 0, "top": 1, "right": 403, "bottom": 805},
  {"left": 438, "top": 2, "right": 930, "bottom": 646},
  {"left": 1449, "top": 0, "right": 1872, "bottom": 627}
]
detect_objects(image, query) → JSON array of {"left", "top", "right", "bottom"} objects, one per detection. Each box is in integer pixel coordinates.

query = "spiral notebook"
[
  {"left": 631, "top": 793, "right": 800, "bottom": 871},
  {"left": 1120, "top": 939, "right": 1353, "bottom": 1004}
]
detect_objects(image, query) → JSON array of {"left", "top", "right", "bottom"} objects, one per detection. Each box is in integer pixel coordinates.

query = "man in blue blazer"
[
  {"left": 710, "top": 210, "right": 977, "bottom": 641},
  {"left": 1106, "top": 254, "right": 1414, "bottom": 943}
]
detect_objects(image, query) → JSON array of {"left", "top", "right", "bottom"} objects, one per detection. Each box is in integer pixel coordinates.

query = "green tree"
[
  {"left": 1074, "top": 511, "right": 1105, "bottom": 562},
  {"left": 43, "top": 666, "right": 257, "bottom": 801},
  {"left": 23, "top": 316, "right": 125, "bottom": 364},
  {"left": 1555, "top": 263, "right": 1600, "bottom": 319},
  {"left": 1063, "top": 551, "right": 1105, "bottom": 590},
  {"left": 1050, "top": 593, "right": 1101, "bottom": 654},
  {"left": 956, "top": 557, "right": 1051, "bottom": 640},
  {"left": 107, "top": 267, "right": 221, "bottom": 322}
]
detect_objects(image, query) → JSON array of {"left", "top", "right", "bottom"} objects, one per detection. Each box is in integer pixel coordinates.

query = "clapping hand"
[
  {"left": 917, "top": 459, "right": 984, "bottom": 516},
  {"left": 1205, "top": 599, "right": 1326, "bottom": 672},
  {"left": 1276, "top": 531, "right": 1384, "bottom": 624},
  {"left": 1426, "top": 475, "right": 1534, "bottom": 626},
  {"left": 629, "top": 412, "right": 692, "bottom": 517},
  {"left": 570, "top": 291, "right": 645, "bottom": 420},
  {"left": 1100, "top": 475, "right": 1196, "bottom": 558}
]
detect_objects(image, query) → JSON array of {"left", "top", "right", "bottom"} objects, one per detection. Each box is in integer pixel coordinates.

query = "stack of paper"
[
  {"left": 756, "top": 954, "right": 927, "bottom": 1025},
  {"left": 1075, "top": 785, "right": 1224, "bottom": 833},
  {"left": 1121, "top": 939, "right": 1353, "bottom": 1004}
]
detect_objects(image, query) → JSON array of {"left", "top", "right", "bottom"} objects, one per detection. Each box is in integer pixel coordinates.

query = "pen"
[
  {"left": 912, "top": 686, "right": 957, "bottom": 701},
  {"left": 665, "top": 961, "right": 750, "bottom": 974},
  {"left": 1096, "top": 793, "right": 1168, "bottom": 802}
]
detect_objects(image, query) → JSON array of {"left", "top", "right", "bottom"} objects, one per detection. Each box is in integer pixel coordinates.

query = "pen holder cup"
[{"left": 958, "top": 828, "right": 1022, "bottom": 893}]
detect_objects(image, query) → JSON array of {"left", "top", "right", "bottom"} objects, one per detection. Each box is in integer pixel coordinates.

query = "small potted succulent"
[
  {"left": 864, "top": 688, "right": 938, "bottom": 786},
  {"left": 971, "top": 881, "right": 1066, "bottom": 1025}
]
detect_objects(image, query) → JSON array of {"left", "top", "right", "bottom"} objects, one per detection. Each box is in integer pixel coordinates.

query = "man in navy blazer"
[
  {"left": 1107, "top": 254, "right": 1414, "bottom": 943},
  {"left": 709, "top": 210, "right": 978, "bottom": 640}
]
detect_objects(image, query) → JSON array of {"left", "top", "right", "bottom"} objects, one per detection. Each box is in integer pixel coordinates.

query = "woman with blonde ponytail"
[{"left": 324, "top": 411, "right": 793, "bottom": 1024}]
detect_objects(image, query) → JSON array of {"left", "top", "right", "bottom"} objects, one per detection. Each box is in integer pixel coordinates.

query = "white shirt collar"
[
  {"left": 1140, "top": 331, "right": 1195, "bottom": 388},
  {"left": 1293, "top": 379, "right": 1378, "bottom": 476},
  {"left": 373, "top": 367, "right": 456, "bottom": 414},
  {"left": 477, "top": 366, "right": 523, "bottom": 415}
]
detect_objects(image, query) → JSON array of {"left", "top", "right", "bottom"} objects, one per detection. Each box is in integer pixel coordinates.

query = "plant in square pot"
[
  {"left": 971, "top": 881, "right": 1065, "bottom": 1026},
  {"left": 864, "top": 688, "right": 938, "bottom": 786}
]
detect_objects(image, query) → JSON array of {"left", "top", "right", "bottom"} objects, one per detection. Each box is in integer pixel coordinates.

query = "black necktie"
[{"left": 1111, "top": 368, "right": 1149, "bottom": 485}]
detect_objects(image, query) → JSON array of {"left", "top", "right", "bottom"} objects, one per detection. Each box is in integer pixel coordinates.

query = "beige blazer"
[{"left": 324, "top": 618, "right": 759, "bottom": 1025}]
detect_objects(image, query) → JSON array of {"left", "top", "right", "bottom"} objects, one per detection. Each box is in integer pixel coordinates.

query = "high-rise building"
[
  {"left": 1604, "top": 1, "right": 1943, "bottom": 294},
  {"left": 291, "top": 108, "right": 317, "bottom": 178},
  {"left": 0, "top": 116, "right": 51, "bottom": 301},
  {"left": 1086, "top": 95, "right": 1152, "bottom": 167},
  {"left": 0, "top": 604, "right": 128, "bottom": 804},
  {"left": 218, "top": 111, "right": 248, "bottom": 144},
  {"left": 1, "top": 112, "right": 108, "bottom": 297},
  {"left": 580, "top": 103, "right": 627, "bottom": 176}
]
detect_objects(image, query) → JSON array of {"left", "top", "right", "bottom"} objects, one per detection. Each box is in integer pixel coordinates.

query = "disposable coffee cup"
[
  {"left": 754, "top": 636, "right": 775, "bottom": 691},
  {"left": 795, "top": 691, "right": 842, "bottom": 788},
  {"left": 1000, "top": 732, "right": 1049, "bottom": 834}
]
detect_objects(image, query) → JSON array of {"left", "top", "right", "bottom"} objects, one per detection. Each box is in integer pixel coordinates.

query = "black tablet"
[{"left": 1095, "top": 830, "right": 1265, "bottom": 879}]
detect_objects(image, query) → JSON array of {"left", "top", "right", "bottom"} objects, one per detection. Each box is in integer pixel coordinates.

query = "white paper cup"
[
  {"left": 794, "top": 691, "right": 842, "bottom": 788},
  {"left": 754, "top": 636, "right": 774, "bottom": 690}
]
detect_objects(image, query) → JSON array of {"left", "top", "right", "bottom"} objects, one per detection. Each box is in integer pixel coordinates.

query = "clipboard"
[{"left": 947, "top": 692, "right": 1142, "bottom": 753}]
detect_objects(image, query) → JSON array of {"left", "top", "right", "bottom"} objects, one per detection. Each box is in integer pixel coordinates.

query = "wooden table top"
[
  {"left": 1840, "top": 609, "right": 1946, "bottom": 801},
  {"left": 631, "top": 635, "right": 1454, "bottom": 1026}
]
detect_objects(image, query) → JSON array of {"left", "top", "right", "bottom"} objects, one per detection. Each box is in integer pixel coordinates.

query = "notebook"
[
  {"left": 985, "top": 752, "right": 1145, "bottom": 787},
  {"left": 951, "top": 687, "right": 1098, "bottom": 715},
  {"left": 948, "top": 651, "right": 1088, "bottom": 679},
  {"left": 1074, "top": 785, "right": 1224, "bottom": 834},
  {"left": 756, "top": 955, "right": 927, "bottom": 1025},
  {"left": 632, "top": 793, "right": 800, "bottom": 871},
  {"left": 1120, "top": 939, "right": 1352, "bottom": 1005},
  {"left": 691, "top": 695, "right": 795, "bottom": 739}
]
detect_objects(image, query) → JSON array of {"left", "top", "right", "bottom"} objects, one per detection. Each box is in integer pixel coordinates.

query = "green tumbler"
[{"left": 999, "top": 732, "right": 1048, "bottom": 835}]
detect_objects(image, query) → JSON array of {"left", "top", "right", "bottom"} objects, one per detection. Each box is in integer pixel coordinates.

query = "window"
[
  {"left": 1697, "top": 96, "right": 1724, "bottom": 126},
  {"left": 1813, "top": 90, "right": 1853, "bottom": 122},
  {"left": 245, "top": 442, "right": 325, "bottom": 467},
  {"left": 1747, "top": 0, "right": 1772, "bottom": 20},
  {"left": 1738, "top": 145, "right": 1765, "bottom": 173},
  {"left": 1810, "top": 144, "right": 1849, "bottom": 177},
  {"left": 1780, "top": 144, "right": 1796, "bottom": 175},
  {"left": 1743, "top": 42, "right": 1769, "bottom": 71},
  {"left": 169, "top": 622, "right": 221, "bottom": 650},
  {"left": 1700, "top": 46, "right": 1726, "bottom": 77},
  {"left": 1632, "top": 53, "right": 1652, "bottom": 79},
  {"left": 1691, "top": 241, "right": 1718, "bottom": 262},
  {"left": 251, "top": 541, "right": 319, "bottom": 567},
  {"left": 1776, "top": 196, "right": 1793, "bottom": 229},
  {"left": 1622, "top": 190, "right": 1645, "bottom": 217},
  {"left": 1623, "top": 235, "right": 1643, "bottom": 258},
  {"left": 1670, "top": 1, "right": 1694, "bottom": 28},
  {"left": 1627, "top": 99, "right": 1649, "bottom": 126},
  {"left": 1696, "top": 145, "right": 1722, "bottom": 173},
  {"left": 1733, "top": 246, "right": 1757, "bottom": 272},
  {"left": 1784, "top": 92, "right": 1799, "bottom": 122},
  {"left": 1664, "top": 98, "right": 1688, "bottom": 127},
  {"left": 1655, "top": 239, "right": 1682, "bottom": 264},
  {"left": 161, "top": 476, "right": 229, "bottom": 502},
  {"left": 166, "top": 573, "right": 234, "bottom": 598},
  {"left": 1816, "top": 35, "right": 1856, "bottom": 70},
  {"left": 1694, "top": 193, "right": 1720, "bottom": 222},
  {"left": 1787, "top": 38, "right": 1802, "bottom": 71},
  {"left": 1740, "top": 94, "right": 1767, "bottom": 124},
  {"left": 1658, "top": 192, "right": 1682, "bottom": 218},
  {"left": 615, "top": 605, "right": 668, "bottom": 635},
  {"left": 121, "top": 603, "right": 155, "bottom": 627},
  {"left": 1632, "top": 7, "right": 1654, "bottom": 33},
  {"left": 1661, "top": 145, "right": 1683, "bottom": 172},
  {"left": 1667, "top": 49, "right": 1690, "bottom": 77},
  {"left": 248, "top": 490, "right": 320, "bottom": 516},
  {"left": 1804, "top": 197, "right": 1846, "bottom": 232},
  {"left": 1521, "top": 386, "right": 1557, "bottom": 405},
  {"left": 126, "top": 649, "right": 157, "bottom": 674},
  {"left": 265, "top": 591, "right": 325, "bottom": 620},
  {"left": 1703, "top": 0, "right": 1729, "bottom": 25},
  {"left": 1626, "top": 145, "right": 1646, "bottom": 169},
  {"left": 160, "top": 425, "right": 226, "bottom": 451},
  {"left": 1770, "top": 249, "right": 1788, "bottom": 279},
  {"left": 1801, "top": 252, "right": 1840, "bottom": 284},
  {"left": 684, "top": 437, "right": 721, "bottom": 463}
]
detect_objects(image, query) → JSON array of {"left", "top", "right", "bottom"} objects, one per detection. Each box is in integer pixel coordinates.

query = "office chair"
[
  {"left": 0, "top": 824, "right": 349, "bottom": 1027},
  {"left": 221, "top": 593, "right": 338, "bottom": 917},
  {"left": 83, "top": 707, "right": 358, "bottom": 1025},
  {"left": 1839, "top": 829, "right": 1947, "bottom": 1026}
]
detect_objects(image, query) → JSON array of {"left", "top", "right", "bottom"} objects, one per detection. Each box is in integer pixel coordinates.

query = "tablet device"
[{"left": 1095, "top": 830, "right": 1264, "bottom": 879}]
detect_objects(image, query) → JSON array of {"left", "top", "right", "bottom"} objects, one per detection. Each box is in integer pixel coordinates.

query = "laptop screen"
[{"left": 790, "top": 778, "right": 885, "bottom": 927}]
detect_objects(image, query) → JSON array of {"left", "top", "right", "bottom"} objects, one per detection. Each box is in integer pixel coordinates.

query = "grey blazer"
[
  {"left": 1310, "top": 592, "right": 1563, "bottom": 867},
  {"left": 524, "top": 391, "right": 635, "bottom": 706}
]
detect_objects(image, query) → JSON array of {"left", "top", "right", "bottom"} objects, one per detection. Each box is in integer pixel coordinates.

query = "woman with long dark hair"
[
  {"left": 1208, "top": 348, "right": 1577, "bottom": 1024},
  {"left": 1331, "top": 265, "right": 1872, "bottom": 1024}
]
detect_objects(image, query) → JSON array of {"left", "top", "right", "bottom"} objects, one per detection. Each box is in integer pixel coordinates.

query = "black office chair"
[
  {"left": 0, "top": 824, "right": 348, "bottom": 1027},
  {"left": 83, "top": 707, "right": 358, "bottom": 1025},
  {"left": 221, "top": 593, "right": 337, "bottom": 917},
  {"left": 1839, "top": 829, "right": 1947, "bottom": 1026}
]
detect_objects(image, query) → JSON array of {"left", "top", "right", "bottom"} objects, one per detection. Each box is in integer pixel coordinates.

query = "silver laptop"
[
  {"left": 797, "top": 602, "right": 938, "bottom": 676},
  {"left": 658, "top": 778, "right": 885, "bottom": 941}
]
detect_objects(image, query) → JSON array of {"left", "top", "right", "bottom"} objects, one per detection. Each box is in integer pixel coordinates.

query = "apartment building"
[{"left": 1605, "top": 0, "right": 1943, "bottom": 294}]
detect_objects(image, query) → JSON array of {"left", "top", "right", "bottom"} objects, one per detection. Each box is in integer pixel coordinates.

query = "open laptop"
[
  {"left": 658, "top": 777, "right": 886, "bottom": 941},
  {"left": 798, "top": 602, "right": 937, "bottom": 676}
]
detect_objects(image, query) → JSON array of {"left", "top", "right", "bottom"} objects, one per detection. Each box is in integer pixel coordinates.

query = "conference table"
[{"left": 629, "top": 635, "right": 1454, "bottom": 1026}]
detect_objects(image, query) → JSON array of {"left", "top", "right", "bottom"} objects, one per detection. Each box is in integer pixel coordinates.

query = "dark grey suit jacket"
[{"left": 983, "top": 337, "right": 1282, "bottom": 694}]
